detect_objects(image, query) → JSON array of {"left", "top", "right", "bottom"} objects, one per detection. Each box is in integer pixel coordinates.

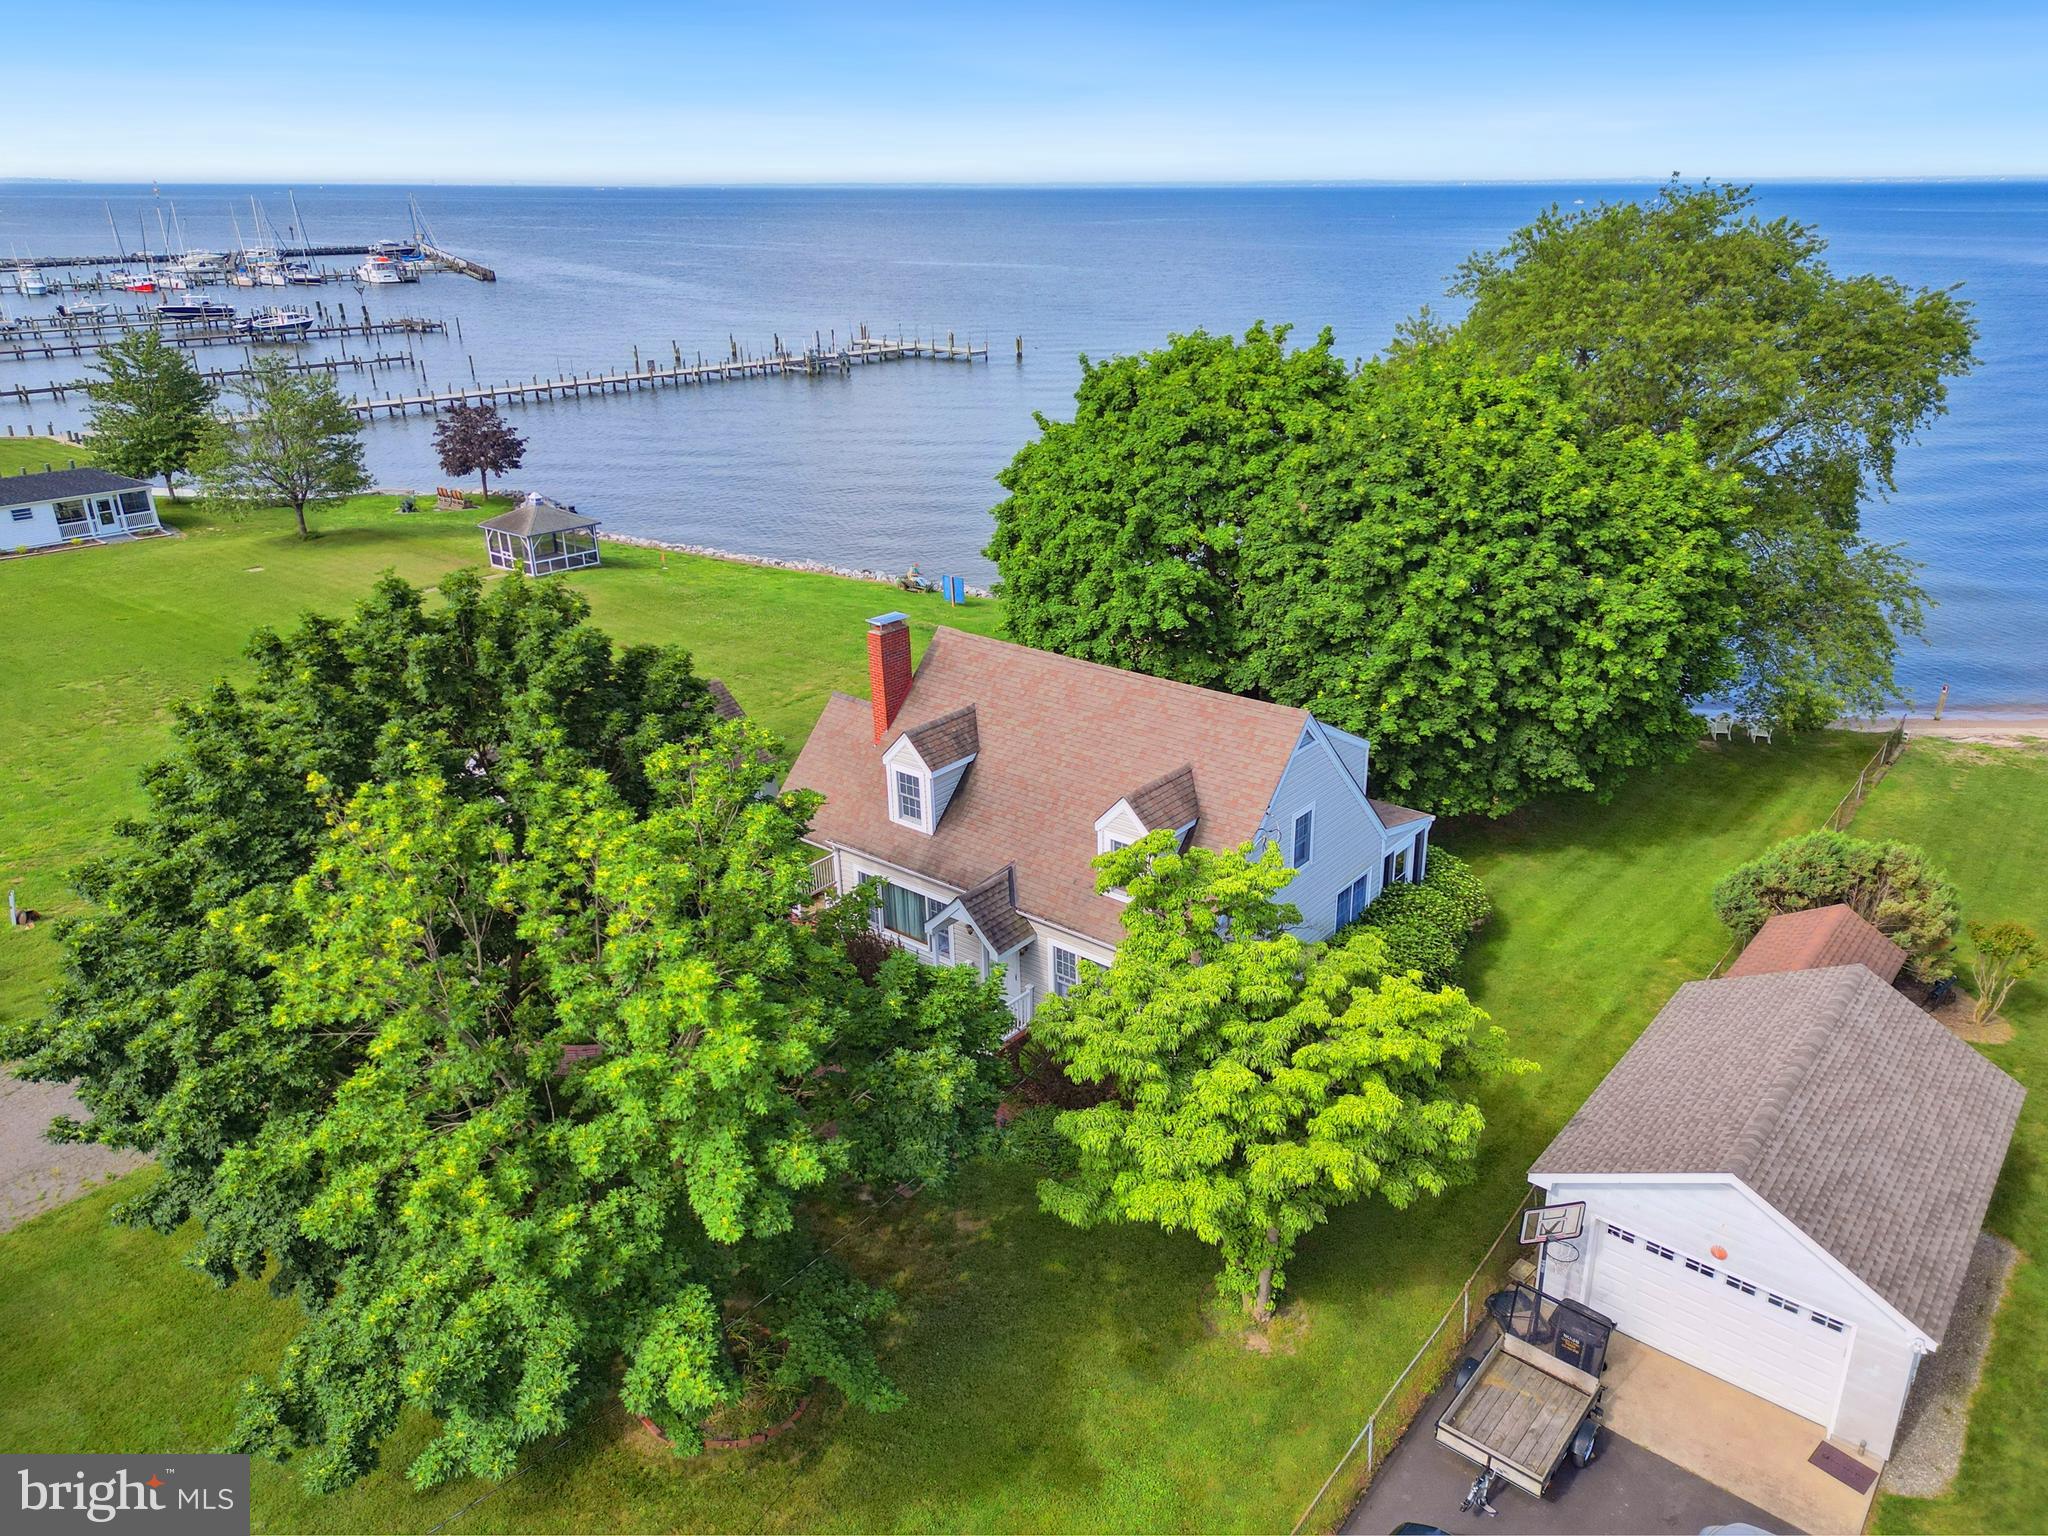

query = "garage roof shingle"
[
  {"left": 1531, "top": 966, "right": 2023, "bottom": 1340},
  {"left": 1725, "top": 903, "right": 1906, "bottom": 984}
]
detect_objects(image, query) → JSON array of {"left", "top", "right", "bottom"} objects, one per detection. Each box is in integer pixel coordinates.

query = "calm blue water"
[{"left": 3, "top": 182, "right": 2043, "bottom": 710}]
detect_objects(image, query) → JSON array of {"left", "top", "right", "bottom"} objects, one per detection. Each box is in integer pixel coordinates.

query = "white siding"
[
  {"left": 1539, "top": 1177, "right": 1924, "bottom": 1458},
  {"left": 930, "top": 757, "right": 972, "bottom": 824},
  {"left": 2, "top": 498, "right": 63, "bottom": 553}
]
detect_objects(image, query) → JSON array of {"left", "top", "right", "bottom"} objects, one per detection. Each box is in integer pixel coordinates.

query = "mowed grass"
[
  {"left": 0, "top": 468, "right": 1000, "bottom": 1026},
  {"left": 0, "top": 475, "right": 1879, "bottom": 1536},
  {"left": 1858, "top": 741, "right": 2048, "bottom": 1536}
]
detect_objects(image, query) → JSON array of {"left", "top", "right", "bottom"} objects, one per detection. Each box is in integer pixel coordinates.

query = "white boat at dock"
[
  {"left": 356, "top": 254, "right": 406, "bottom": 284},
  {"left": 13, "top": 266, "right": 49, "bottom": 297},
  {"left": 237, "top": 306, "right": 314, "bottom": 340}
]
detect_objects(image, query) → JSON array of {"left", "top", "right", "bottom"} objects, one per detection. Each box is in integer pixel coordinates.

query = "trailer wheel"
[
  {"left": 1454, "top": 1357, "right": 1480, "bottom": 1391},
  {"left": 1570, "top": 1419, "right": 1599, "bottom": 1468}
]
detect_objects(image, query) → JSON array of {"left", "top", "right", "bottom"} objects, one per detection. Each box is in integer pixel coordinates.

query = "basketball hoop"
[
  {"left": 1543, "top": 1238, "right": 1581, "bottom": 1267},
  {"left": 1520, "top": 1200, "right": 1586, "bottom": 1245}
]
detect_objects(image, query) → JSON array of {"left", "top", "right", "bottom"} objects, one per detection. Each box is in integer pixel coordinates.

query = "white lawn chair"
[
  {"left": 1708, "top": 713, "right": 1734, "bottom": 742},
  {"left": 1745, "top": 720, "right": 1773, "bottom": 744}
]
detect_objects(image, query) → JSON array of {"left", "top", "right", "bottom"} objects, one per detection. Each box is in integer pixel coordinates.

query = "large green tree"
[
  {"left": 1235, "top": 344, "right": 1746, "bottom": 813},
  {"left": 197, "top": 354, "right": 371, "bottom": 538},
  {"left": 6, "top": 573, "right": 1015, "bottom": 1490},
  {"left": 82, "top": 328, "right": 218, "bottom": 495},
  {"left": 1032, "top": 833, "right": 1529, "bottom": 1319},
  {"left": 3, "top": 571, "right": 722, "bottom": 1263},
  {"left": 1445, "top": 180, "right": 1976, "bottom": 724},
  {"left": 986, "top": 322, "right": 1349, "bottom": 689}
]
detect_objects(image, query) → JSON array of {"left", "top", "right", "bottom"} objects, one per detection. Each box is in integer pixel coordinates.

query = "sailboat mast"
[{"left": 288, "top": 190, "right": 310, "bottom": 257}]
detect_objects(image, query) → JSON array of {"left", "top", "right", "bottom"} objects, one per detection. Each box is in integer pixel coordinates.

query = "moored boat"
[
  {"left": 238, "top": 306, "right": 314, "bottom": 340},
  {"left": 13, "top": 266, "right": 49, "bottom": 297},
  {"left": 158, "top": 299, "right": 236, "bottom": 323},
  {"left": 356, "top": 254, "right": 404, "bottom": 284}
]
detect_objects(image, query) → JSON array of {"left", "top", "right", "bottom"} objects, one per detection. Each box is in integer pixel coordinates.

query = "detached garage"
[{"left": 1530, "top": 956, "right": 2022, "bottom": 1461}]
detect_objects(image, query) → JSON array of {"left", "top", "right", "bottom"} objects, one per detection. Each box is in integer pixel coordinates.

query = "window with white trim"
[
  {"left": 1052, "top": 946, "right": 1080, "bottom": 998},
  {"left": 894, "top": 769, "right": 923, "bottom": 824},
  {"left": 1335, "top": 872, "right": 1371, "bottom": 928},
  {"left": 878, "top": 880, "right": 928, "bottom": 941},
  {"left": 932, "top": 918, "right": 952, "bottom": 961},
  {"left": 1292, "top": 808, "right": 1314, "bottom": 867}
]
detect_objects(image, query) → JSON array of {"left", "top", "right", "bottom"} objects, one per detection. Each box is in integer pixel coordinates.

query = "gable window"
[
  {"left": 879, "top": 880, "right": 929, "bottom": 941},
  {"left": 1335, "top": 872, "right": 1371, "bottom": 928},
  {"left": 1292, "top": 808, "right": 1314, "bottom": 868},
  {"left": 894, "top": 769, "right": 924, "bottom": 824},
  {"left": 1052, "top": 946, "right": 1080, "bottom": 998}
]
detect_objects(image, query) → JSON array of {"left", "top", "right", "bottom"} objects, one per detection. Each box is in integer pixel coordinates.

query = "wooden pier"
[
  {"left": 347, "top": 332, "right": 989, "bottom": 418},
  {"left": 1, "top": 318, "right": 445, "bottom": 362},
  {"left": 4, "top": 353, "right": 421, "bottom": 407}
]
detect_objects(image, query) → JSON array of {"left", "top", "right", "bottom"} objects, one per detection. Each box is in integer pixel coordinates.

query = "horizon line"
[{"left": 6, "top": 174, "right": 2048, "bottom": 192}]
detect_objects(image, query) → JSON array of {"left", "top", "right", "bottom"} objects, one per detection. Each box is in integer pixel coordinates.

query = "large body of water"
[{"left": 3, "top": 182, "right": 2043, "bottom": 710}]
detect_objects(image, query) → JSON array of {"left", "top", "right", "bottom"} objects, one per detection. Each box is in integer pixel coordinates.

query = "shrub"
[
  {"left": 1422, "top": 848, "right": 1492, "bottom": 933},
  {"left": 1968, "top": 920, "right": 2042, "bottom": 1025},
  {"left": 1712, "top": 829, "right": 1961, "bottom": 982},
  {"left": 1354, "top": 881, "right": 1466, "bottom": 989}
]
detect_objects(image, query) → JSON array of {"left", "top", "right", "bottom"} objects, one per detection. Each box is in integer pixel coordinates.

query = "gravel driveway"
[{"left": 0, "top": 1072, "right": 146, "bottom": 1232}]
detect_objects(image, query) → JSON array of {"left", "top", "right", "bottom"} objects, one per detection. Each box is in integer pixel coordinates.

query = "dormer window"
[{"left": 895, "top": 769, "right": 924, "bottom": 824}]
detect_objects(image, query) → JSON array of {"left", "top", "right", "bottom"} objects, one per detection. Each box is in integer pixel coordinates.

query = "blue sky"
[{"left": 12, "top": 1, "right": 2047, "bottom": 183}]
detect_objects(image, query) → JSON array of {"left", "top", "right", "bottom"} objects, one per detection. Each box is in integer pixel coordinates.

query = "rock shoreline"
[{"left": 603, "top": 531, "right": 996, "bottom": 598}]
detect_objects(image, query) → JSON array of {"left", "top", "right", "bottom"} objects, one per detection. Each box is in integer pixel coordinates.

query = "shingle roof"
[
  {"left": 1128, "top": 764, "right": 1199, "bottom": 832},
  {"left": 958, "top": 865, "right": 1035, "bottom": 954},
  {"left": 0, "top": 467, "right": 150, "bottom": 502},
  {"left": 1725, "top": 903, "right": 1905, "bottom": 984},
  {"left": 478, "top": 498, "right": 598, "bottom": 537},
  {"left": 1531, "top": 966, "right": 2024, "bottom": 1340},
  {"left": 905, "top": 704, "right": 979, "bottom": 768},
  {"left": 1370, "top": 797, "right": 1430, "bottom": 829},
  {"left": 787, "top": 627, "right": 1310, "bottom": 945},
  {"left": 705, "top": 679, "right": 745, "bottom": 721}
]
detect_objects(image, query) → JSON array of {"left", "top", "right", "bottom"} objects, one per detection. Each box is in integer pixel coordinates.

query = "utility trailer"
[{"left": 1434, "top": 1285, "right": 1614, "bottom": 1516}]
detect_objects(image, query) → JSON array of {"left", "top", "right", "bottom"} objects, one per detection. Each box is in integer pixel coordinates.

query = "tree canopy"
[
  {"left": 82, "top": 329, "right": 218, "bottom": 494},
  {"left": 3, "top": 573, "right": 1014, "bottom": 1490},
  {"left": 989, "top": 332, "right": 1744, "bottom": 815},
  {"left": 1031, "top": 832, "right": 1529, "bottom": 1318},
  {"left": 197, "top": 355, "right": 371, "bottom": 537},
  {"left": 1446, "top": 180, "right": 1975, "bottom": 724},
  {"left": 433, "top": 400, "right": 527, "bottom": 496},
  {"left": 987, "top": 323, "right": 1351, "bottom": 690}
]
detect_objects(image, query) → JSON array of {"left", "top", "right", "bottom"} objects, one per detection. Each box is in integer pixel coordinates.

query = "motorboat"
[
  {"left": 56, "top": 300, "right": 111, "bottom": 320},
  {"left": 238, "top": 306, "right": 314, "bottom": 340},
  {"left": 152, "top": 269, "right": 192, "bottom": 291},
  {"left": 113, "top": 272, "right": 158, "bottom": 293},
  {"left": 157, "top": 299, "right": 235, "bottom": 323},
  {"left": 13, "top": 266, "right": 48, "bottom": 297},
  {"left": 356, "top": 254, "right": 404, "bottom": 284}
]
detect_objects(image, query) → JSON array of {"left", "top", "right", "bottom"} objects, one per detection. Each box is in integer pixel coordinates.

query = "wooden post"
[{"left": 1933, "top": 682, "right": 1949, "bottom": 720}]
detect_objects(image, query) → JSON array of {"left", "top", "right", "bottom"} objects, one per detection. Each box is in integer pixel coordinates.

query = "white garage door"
[{"left": 1582, "top": 1222, "right": 1852, "bottom": 1427}]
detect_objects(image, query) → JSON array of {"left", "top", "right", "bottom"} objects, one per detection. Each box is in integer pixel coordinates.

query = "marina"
[{"left": 0, "top": 315, "right": 447, "bottom": 363}]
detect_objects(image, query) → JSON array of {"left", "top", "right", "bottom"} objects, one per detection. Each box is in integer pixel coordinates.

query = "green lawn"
[
  {"left": 0, "top": 473, "right": 1000, "bottom": 1026},
  {"left": 0, "top": 446, "right": 1925, "bottom": 1530},
  {"left": 1857, "top": 741, "right": 2048, "bottom": 1536},
  {"left": 0, "top": 435, "right": 95, "bottom": 475}
]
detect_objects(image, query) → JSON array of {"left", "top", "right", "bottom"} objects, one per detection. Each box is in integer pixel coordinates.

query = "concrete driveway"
[
  {"left": 1, "top": 1073, "right": 145, "bottom": 1232},
  {"left": 1343, "top": 1351, "right": 1792, "bottom": 1536}
]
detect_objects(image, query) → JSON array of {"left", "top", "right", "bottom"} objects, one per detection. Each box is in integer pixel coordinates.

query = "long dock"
[
  {"left": 4, "top": 353, "right": 422, "bottom": 407},
  {"left": 346, "top": 333, "right": 988, "bottom": 418},
  {"left": 1, "top": 318, "right": 444, "bottom": 363}
]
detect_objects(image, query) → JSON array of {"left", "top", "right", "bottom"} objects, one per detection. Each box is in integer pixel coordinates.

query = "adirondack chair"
[
  {"left": 1709, "top": 713, "right": 1734, "bottom": 742},
  {"left": 1745, "top": 720, "right": 1774, "bottom": 744}
]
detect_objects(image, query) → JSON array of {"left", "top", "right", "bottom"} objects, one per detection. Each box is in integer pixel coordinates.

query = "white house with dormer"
[{"left": 785, "top": 614, "right": 1435, "bottom": 1032}]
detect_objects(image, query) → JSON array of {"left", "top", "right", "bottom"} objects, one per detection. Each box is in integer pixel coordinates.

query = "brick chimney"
[{"left": 866, "top": 612, "right": 913, "bottom": 744}]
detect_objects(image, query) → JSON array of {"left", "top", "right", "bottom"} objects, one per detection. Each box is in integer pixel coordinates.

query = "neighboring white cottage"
[
  {"left": 1529, "top": 914, "right": 2023, "bottom": 1461},
  {"left": 1, "top": 467, "right": 162, "bottom": 554},
  {"left": 785, "top": 613, "right": 1434, "bottom": 1033}
]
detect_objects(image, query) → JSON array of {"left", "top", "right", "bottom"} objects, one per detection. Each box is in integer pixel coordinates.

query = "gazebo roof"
[{"left": 479, "top": 495, "right": 599, "bottom": 538}]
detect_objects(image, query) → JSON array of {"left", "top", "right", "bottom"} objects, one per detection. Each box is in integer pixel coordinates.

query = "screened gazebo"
[{"left": 479, "top": 495, "right": 602, "bottom": 576}]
